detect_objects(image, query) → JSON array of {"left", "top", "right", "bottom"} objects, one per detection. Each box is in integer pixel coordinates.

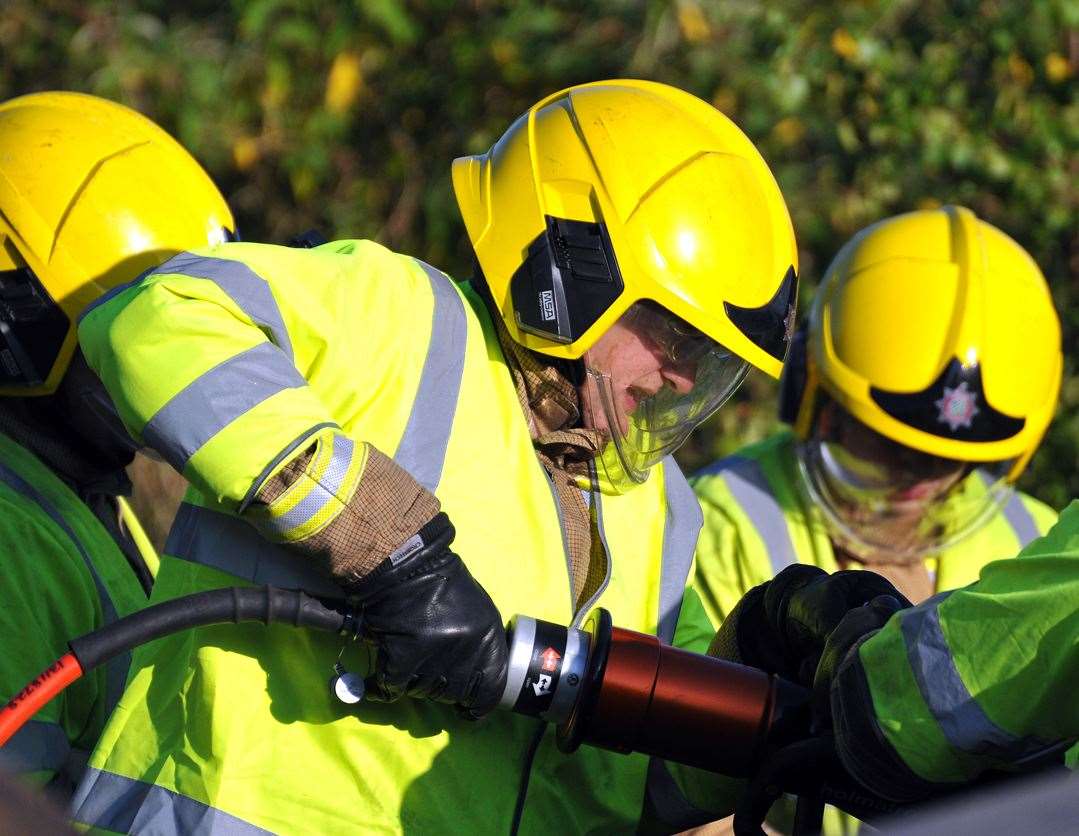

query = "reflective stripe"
[
  {"left": 975, "top": 471, "right": 1040, "bottom": 547},
  {"left": 999, "top": 492, "right": 1040, "bottom": 547},
  {"left": 645, "top": 461, "right": 716, "bottom": 836},
  {"left": 166, "top": 257, "right": 465, "bottom": 589},
  {"left": 698, "top": 455, "right": 797, "bottom": 575},
  {"left": 0, "top": 720, "right": 70, "bottom": 774},
  {"left": 239, "top": 421, "right": 338, "bottom": 511},
  {"left": 266, "top": 434, "right": 355, "bottom": 534},
  {"left": 658, "top": 457, "right": 703, "bottom": 645},
  {"left": 147, "top": 252, "right": 295, "bottom": 360},
  {"left": 901, "top": 594, "right": 1059, "bottom": 762},
  {"left": 0, "top": 462, "right": 129, "bottom": 713},
  {"left": 165, "top": 502, "right": 341, "bottom": 598},
  {"left": 142, "top": 342, "right": 307, "bottom": 473},
  {"left": 392, "top": 260, "right": 467, "bottom": 492},
  {"left": 73, "top": 767, "right": 273, "bottom": 835}
]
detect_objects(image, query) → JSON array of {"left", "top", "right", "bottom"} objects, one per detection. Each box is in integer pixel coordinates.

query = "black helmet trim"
[
  {"left": 0, "top": 265, "right": 69, "bottom": 387},
  {"left": 509, "top": 216, "right": 624, "bottom": 344},
  {"left": 870, "top": 358, "right": 1025, "bottom": 442},
  {"left": 723, "top": 265, "right": 797, "bottom": 361}
]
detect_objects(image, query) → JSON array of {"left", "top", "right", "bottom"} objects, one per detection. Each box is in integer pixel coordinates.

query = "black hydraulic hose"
[
  {"left": 69, "top": 586, "right": 359, "bottom": 672},
  {"left": 1, "top": 587, "right": 359, "bottom": 747}
]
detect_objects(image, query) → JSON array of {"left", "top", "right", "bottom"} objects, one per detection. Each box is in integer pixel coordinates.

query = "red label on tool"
[{"left": 539, "top": 647, "right": 561, "bottom": 672}]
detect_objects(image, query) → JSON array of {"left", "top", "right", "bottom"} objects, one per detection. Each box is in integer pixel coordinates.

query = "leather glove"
[
  {"left": 349, "top": 512, "right": 509, "bottom": 717},
  {"left": 811, "top": 593, "right": 906, "bottom": 727},
  {"left": 709, "top": 564, "right": 910, "bottom": 687},
  {"left": 732, "top": 735, "right": 904, "bottom": 834},
  {"left": 730, "top": 592, "right": 909, "bottom": 834}
]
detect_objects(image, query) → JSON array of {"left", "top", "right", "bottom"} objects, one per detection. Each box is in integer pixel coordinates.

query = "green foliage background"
[{"left": 2, "top": 0, "right": 1076, "bottom": 506}]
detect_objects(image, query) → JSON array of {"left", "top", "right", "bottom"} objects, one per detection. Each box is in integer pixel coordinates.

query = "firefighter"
[
  {"left": 714, "top": 498, "right": 1078, "bottom": 827},
  {"left": 693, "top": 206, "right": 1061, "bottom": 833},
  {"left": 70, "top": 80, "right": 799, "bottom": 833},
  {"left": 0, "top": 92, "right": 235, "bottom": 794},
  {"left": 692, "top": 206, "right": 1061, "bottom": 626}
]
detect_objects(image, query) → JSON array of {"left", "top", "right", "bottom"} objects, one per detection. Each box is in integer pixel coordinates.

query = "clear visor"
[
  {"left": 582, "top": 301, "right": 750, "bottom": 487},
  {"left": 795, "top": 401, "right": 1015, "bottom": 559}
]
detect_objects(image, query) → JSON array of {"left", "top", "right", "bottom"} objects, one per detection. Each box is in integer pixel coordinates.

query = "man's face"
[
  {"left": 570, "top": 300, "right": 750, "bottom": 485},
  {"left": 577, "top": 310, "right": 699, "bottom": 438}
]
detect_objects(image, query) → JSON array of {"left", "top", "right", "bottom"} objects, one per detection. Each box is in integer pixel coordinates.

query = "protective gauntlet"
[
  {"left": 348, "top": 512, "right": 509, "bottom": 718},
  {"left": 709, "top": 564, "right": 910, "bottom": 687},
  {"left": 716, "top": 567, "right": 913, "bottom": 831}
]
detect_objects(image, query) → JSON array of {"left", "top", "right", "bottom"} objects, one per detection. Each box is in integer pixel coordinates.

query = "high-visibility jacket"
[
  {"left": 0, "top": 432, "right": 149, "bottom": 789},
  {"left": 691, "top": 431, "right": 1057, "bottom": 627},
  {"left": 690, "top": 431, "right": 1056, "bottom": 834},
  {"left": 835, "top": 499, "right": 1079, "bottom": 798},
  {"left": 72, "top": 241, "right": 718, "bottom": 834}
]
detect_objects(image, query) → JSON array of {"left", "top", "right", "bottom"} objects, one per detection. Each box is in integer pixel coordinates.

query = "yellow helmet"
[
  {"left": 452, "top": 79, "right": 798, "bottom": 378},
  {"left": 0, "top": 91, "right": 235, "bottom": 396},
  {"left": 783, "top": 206, "right": 1062, "bottom": 558}
]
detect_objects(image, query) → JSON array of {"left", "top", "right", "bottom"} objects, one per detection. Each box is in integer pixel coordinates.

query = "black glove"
[
  {"left": 732, "top": 735, "right": 904, "bottom": 835},
  {"left": 349, "top": 512, "right": 509, "bottom": 717},
  {"left": 811, "top": 593, "right": 906, "bottom": 727},
  {"left": 709, "top": 564, "right": 910, "bottom": 687},
  {"left": 718, "top": 568, "right": 912, "bottom": 834}
]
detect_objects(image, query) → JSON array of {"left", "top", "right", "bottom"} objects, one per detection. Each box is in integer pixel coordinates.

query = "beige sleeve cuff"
[{"left": 248, "top": 434, "right": 440, "bottom": 586}]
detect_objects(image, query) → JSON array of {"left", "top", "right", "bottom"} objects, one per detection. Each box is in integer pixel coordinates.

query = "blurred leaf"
[
  {"left": 359, "top": 0, "right": 419, "bottom": 46},
  {"left": 773, "top": 116, "right": 807, "bottom": 146},
  {"left": 831, "top": 27, "right": 859, "bottom": 60},
  {"left": 1045, "top": 52, "right": 1072, "bottom": 82},
  {"left": 233, "top": 135, "right": 261, "bottom": 170},
  {"left": 325, "top": 51, "right": 363, "bottom": 113},
  {"left": 676, "top": 1, "right": 711, "bottom": 44},
  {"left": 1007, "top": 52, "right": 1036, "bottom": 86}
]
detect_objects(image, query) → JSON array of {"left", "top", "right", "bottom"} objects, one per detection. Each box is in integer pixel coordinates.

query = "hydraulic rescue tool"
[
  {"left": 499, "top": 608, "right": 809, "bottom": 778},
  {"left": 0, "top": 586, "right": 885, "bottom": 834}
]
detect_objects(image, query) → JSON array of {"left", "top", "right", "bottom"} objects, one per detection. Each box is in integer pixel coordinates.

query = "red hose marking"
[{"left": 0, "top": 653, "right": 83, "bottom": 746}]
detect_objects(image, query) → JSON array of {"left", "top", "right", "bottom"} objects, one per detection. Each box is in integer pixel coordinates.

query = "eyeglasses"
[{"left": 633, "top": 301, "right": 719, "bottom": 366}]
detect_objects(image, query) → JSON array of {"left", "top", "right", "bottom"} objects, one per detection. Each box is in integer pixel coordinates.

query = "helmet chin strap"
[
  {"left": 562, "top": 355, "right": 587, "bottom": 389},
  {"left": 473, "top": 260, "right": 590, "bottom": 432}
]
